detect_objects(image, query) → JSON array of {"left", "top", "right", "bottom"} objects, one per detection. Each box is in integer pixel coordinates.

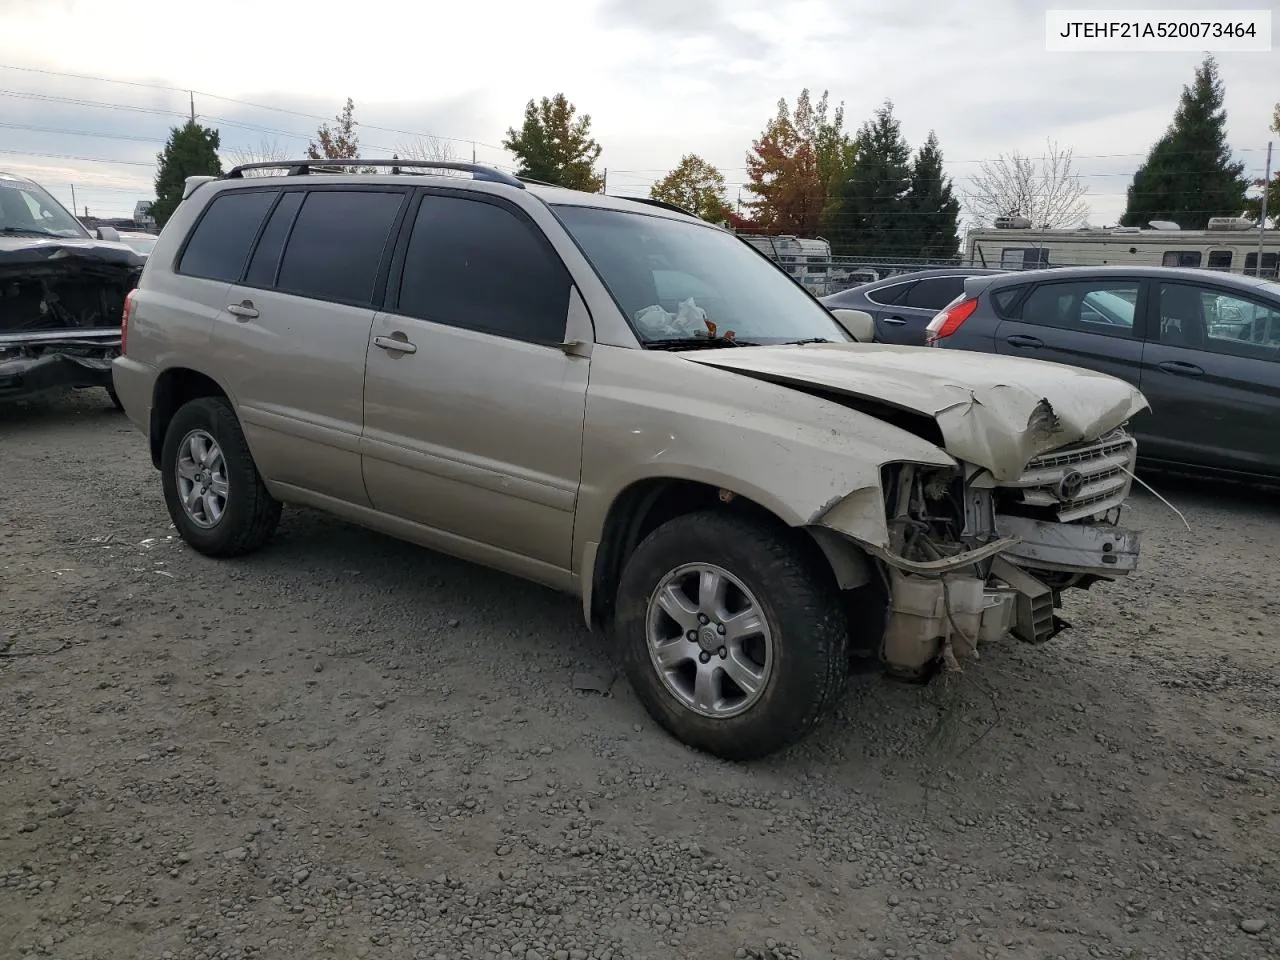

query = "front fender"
[{"left": 574, "top": 345, "right": 958, "bottom": 568}]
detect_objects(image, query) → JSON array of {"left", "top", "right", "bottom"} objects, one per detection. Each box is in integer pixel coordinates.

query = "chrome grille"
[{"left": 1003, "top": 429, "right": 1137, "bottom": 522}]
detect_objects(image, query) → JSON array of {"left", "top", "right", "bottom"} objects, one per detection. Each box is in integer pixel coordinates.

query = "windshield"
[
  {"left": 552, "top": 205, "right": 848, "bottom": 345},
  {"left": 0, "top": 179, "right": 90, "bottom": 239}
]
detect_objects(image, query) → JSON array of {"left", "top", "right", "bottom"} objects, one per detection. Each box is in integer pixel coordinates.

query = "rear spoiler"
[{"left": 183, "top": 175, "right": 218, "bottom": 200}]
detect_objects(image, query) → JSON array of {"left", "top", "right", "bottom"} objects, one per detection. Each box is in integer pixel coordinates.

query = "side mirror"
[
  {"left": 830, "top": 308, "right": 876, "bottom": 343},
  {"left": 96, "top": 226, "right": 121, "bottom": 242}
]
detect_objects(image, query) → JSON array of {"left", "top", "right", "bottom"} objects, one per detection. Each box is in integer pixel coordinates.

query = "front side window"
[
  {"left": 275, "top": 190, "right": 404, "bottom": 305},
  {"left": 553, "top": 205, "right": 847, "bottom": 345},
  {"left": 1019, "top": 279, "right": 1138, "bottom": 337},
  {"left": 395, "top": 195, "right": 571, "bottom": 343},
  {"left": 178, "top": 190, "right": 278, "bottom": 283},
  {"left": 1159, "top": 282, "right": 1280, "bottom": 361},
  {"left": 0, "top": 178, "right": 89, "bottom": 239}
]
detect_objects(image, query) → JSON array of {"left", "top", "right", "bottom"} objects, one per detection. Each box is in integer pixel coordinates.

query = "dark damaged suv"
[{"left": 0, "top": 171, "right": 144, "bottom": 407}]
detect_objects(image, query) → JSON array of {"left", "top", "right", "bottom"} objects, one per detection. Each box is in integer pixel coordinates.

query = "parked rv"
[
  {"left": 740, "top": 234, "right": 840, "bottom": 295},
  {"left": 965, "top": 216, "right": 1278, "bottom": 278}
]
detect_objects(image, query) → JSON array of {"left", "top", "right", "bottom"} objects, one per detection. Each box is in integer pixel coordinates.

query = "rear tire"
[
  {"left": 614, "top": 510, "right": 848, "bottom": 761},
  {"left": 160, "top": 397, "right": 281, "bottom": 557}
]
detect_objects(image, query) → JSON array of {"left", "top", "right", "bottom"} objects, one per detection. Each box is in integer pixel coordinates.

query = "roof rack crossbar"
[{"left": 223, "top": 159, "right": 525, "bottom": 188}]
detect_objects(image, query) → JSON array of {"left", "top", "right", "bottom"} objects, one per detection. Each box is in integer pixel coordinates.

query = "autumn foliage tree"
[
  {"left": 744, "top": 89, "right": 854, "bottom": 236},
  {"left": 650, "top": 154, "right": 730, "bottom": 222},
  {"left": 308, "top": 98, "right": 361, "bottom": 160},
  {"left": 503, "top": 94, "right": 604, "bottom": 192}
]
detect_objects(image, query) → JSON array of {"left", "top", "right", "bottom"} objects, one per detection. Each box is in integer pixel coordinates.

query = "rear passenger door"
[
  {"left": 1138, "top": 281, "right": 1280, "bottom": 474},
  {"left": 875, "top": 275, "right": 972, "bottom": 346},
  {"left": 212, "top": 186, "right": 410, "bottom": 505},
  {"left": 360, "top": 190, "right": 589, "bottom": 574},
  {"left": 860, "top": 279, "right": 916, "bottom": 344},
  {"left": 992, "top": 276, "right": 1147, "bottom": 392}
]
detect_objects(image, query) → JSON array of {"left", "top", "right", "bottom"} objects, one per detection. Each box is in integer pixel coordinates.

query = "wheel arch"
[
  {"left": 582, "top": 476, "right": 872, "bottom": 631},
  {"left": 149, "top": 367, "right": 235, "bottom": 469}
]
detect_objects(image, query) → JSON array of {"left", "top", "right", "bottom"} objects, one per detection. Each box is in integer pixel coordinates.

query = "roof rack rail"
[
  {"left": 614, "top": 196, "right": 694, "bottom": 217},
  {"left": 223, "top": 159, "right": 525, "bottom": 188},
  {"left": 515, "top": 175, "right": 560, "bottom": 187}
]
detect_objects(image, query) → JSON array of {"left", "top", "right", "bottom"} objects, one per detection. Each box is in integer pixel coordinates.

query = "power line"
[
  {"left": 0, "top": 120, "right": 166, "bottom": 143},
  {"left": 606, "top": 147, "right": 1273, "bottom": 175},
  {"left": 0, "top": 64, "right": 507, "bottom": 152},
  {"left": 0, "top": 147, "right": 152, "bottom": 167}
]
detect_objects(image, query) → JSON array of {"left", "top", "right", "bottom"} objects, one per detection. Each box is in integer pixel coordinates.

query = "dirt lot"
[{"left": 2, "top": 390, "right": 1278, "bottom": 960}]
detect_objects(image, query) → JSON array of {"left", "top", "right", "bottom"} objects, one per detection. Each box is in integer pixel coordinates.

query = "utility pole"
[
  {"left": 601, "top": 168, "right": 607, "bottom": 195},
  {"left": 1256, "top": 140, "right": 1272, "bottom": 277},
  {"left": 471, "top": 142, "right": 476, "bottom": 163},
  {"left": 189, "top": 91, "right": 195, "bottom": 123},
  {"left": 70, "top": 184, "right": 77, "bottom": 217}
]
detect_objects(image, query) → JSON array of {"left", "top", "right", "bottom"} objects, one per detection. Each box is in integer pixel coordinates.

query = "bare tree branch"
[
  {"left": 225, "top": 138, "right": 290, "bottom": 176},
  {"left": 392, "top": 136, "right": 467, "bottom": 177},
  {"left": 963, "top": 139, "right": 1090, "bottom": 228},
  {"left": 395, "top": 136, "right": 456, "bottom": 163}
]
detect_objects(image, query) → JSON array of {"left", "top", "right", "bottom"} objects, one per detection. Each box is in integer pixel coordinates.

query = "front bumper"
[
  {"left": 0, "top": 328, "right": 120, "bottom": 401},
  {"left": 873, "top": 431, "right": 1143, "bottom": 676}
]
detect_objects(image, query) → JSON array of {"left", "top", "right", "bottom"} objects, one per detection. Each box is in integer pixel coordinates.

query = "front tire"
[
  {"left": 160, "top": 397, "right": 281, "bottom": 557},
  {"left": 615, "top": 510, "right": 849, "bottom": 761}
]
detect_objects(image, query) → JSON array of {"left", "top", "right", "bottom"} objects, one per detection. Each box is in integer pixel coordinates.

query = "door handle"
[
  {"left": 881, "top": 316, "right": 908, "bottom": 326},
  {"left": 1005, "top": 334, "right": 1043, "bottom": 348},
  {"left": 1157, "top": 360, "right": 1204, "bottom": 376},
  {"left": 226, "top": 300, "right": 258, "bottom": 320},
  {"left": 374, "top": 334, "right": 417, "bottom": 355}
]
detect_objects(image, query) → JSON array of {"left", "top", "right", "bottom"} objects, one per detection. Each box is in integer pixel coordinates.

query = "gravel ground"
[{"left": 2, "top": 389, "right": 1278, "bottom": 960}]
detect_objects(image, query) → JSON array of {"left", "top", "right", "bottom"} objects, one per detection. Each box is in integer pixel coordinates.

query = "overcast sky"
[{"left": 0, "top": 0, "right": 1274, "bottom": 227}]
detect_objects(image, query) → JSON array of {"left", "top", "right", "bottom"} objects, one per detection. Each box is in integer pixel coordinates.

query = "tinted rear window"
[
  {"left": 866, "top": 281, "right": 915, "bottom": 306},
  {"left": 992, "top": 285, "right": 1026, "bottom": 316},
  {"left": 178, "top": 190, "right": 278, "bottom": 282},
  {"left": 244, "top": 191, "right": 304, "bottom": 288},
  {"left": 902, "top": 277, "right": 967, "bottom": 310},
  {"left": 276, "top": 190, "right": 404, "bottom": 305}
]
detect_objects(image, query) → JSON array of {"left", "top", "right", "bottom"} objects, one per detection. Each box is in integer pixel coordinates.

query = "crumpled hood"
[
  {"left": 0, "top": 234, "right": 144, "bottom": 271},
  {"left": 681, "top": 342, "right": 1150, "bottom": 480}
]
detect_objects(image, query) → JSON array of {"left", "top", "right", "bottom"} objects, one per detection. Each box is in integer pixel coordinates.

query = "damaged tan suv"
[{"left": 113, "top": 159, "right": 1146, "bottom": 760}]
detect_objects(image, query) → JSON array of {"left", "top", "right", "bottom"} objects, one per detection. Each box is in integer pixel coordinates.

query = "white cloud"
[{"left": 0, "top": 0, "right": 1273, "bottom": 224}]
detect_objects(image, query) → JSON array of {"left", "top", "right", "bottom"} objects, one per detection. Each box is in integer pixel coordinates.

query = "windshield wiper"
[
  {"left": 783, "top": 337, "right": 833, "bottom": 345},
  {"left": 646, "top": 335, "right": 760, "bottom": 350},
  {"left": 1, "top": 226, "right": 64, "bottom": 238}
]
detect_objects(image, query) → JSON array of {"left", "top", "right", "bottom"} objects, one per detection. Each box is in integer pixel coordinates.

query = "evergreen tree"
[
  {"left": 906, "top": 132, "right": 960, "bottom": 259},
  {"left": 1121, "top": 56, "right": 1248, "bottom": 229},
  {"left": 152, "top": 121, "right": 223, "bottom": 228},
  {"left": 503, "top": 94, "right": 604, "bottom": 192},
  {"left": 830, "top": 100, "right": 912, "bottom": 257}
]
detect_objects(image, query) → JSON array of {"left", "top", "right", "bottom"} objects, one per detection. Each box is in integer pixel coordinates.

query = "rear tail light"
[
  {"left": 121, "top": 289, "right": 137, "bottom": 355},
  {"left": 925, "top": 297, "right": 978, "bottom": 345}
]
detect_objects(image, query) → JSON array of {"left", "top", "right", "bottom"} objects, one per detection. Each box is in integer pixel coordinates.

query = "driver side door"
[{"left": 360, "top": 191, "right": 591, "bottom": 576}]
